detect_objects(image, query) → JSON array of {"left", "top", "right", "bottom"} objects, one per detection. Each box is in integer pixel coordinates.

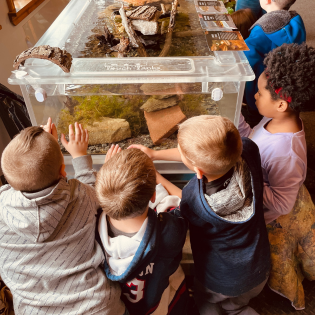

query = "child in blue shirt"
[{"left": 244, "top": 0, "right": 305, "bottom": 120}]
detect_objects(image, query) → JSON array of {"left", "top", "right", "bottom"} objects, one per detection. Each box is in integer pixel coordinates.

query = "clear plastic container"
[{"left": 8, "top": 0, "right": 254, "bottom": 164}]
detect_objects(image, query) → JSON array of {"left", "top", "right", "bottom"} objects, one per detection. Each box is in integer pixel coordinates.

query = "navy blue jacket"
[
  {"left": 244, "top": 11, "right": 306, "bottom": 110},
  {"left": 96, "top": 208, "right": 188, "bottom": 315},
  {"left": 180, "top": 138, "right": 271, "bottom": 296}
]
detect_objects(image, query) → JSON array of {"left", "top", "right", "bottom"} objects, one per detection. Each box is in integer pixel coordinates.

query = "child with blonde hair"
[
  {"left": 95, "top": 148, "right": 188, "bottom": 315},
  {"left": 130, "top": 115, "right": 270, "bottom": 315}
]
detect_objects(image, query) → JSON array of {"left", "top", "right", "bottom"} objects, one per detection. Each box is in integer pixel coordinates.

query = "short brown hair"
[
  {"left": 178, "top": 116, "right": 242, "bottom": 175},
  {"left": 231, "top": 9, "right": 257, "bottom": 39},
  {"left": 1, "top": 127, "right": 63, "bottom": 192},
  {"left": 274, "top": 0, "right": 296, "bottom": 9},
  {"left": 95, "top": 149, "right": 156, "bottom": 220}
]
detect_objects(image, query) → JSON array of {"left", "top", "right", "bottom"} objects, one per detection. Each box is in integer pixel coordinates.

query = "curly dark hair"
[{"left": 263, "top": 43, "right": 315, "bottom": 112}]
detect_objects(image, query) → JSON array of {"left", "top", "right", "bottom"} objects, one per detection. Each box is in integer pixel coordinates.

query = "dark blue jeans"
[{"left": 235, "top": 0, "right": 265, "bottom": 19}]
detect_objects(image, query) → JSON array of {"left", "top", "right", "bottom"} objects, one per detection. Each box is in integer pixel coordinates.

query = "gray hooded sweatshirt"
[{"left": 0, "top": 156, "right": 125, "bottom": 315}]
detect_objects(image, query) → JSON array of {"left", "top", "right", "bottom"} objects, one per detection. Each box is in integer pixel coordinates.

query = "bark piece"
[
  {"left": 13, "top": 45, "right": 72, "bottom": 73},
  {"left": 126, "top": 5, "right": 157, "bottom": 20},
  {"left": 87, "top": 117, "right": 131, "bottom": 145},
  {"left": 144, "top": 105, "right": 186, "bottom": 145},
  {"left": 119, "top": 6, "right": 148, "bottom": 57},
  {"left": 110, "top": 37, "right": 130, "bottom": 57},
  {"left": 131, "top": 20, "right": 158, "bottom": 35},
  {"left": 141, "top": 96, "right": 178, "bottom": 112},
  {"left": 168, "top": 0, "right": 179, "bottom": 31}
]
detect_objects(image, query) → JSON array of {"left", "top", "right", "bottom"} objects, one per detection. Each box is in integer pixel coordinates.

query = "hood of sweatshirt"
[
  {"left": 205, "top": 158, "right": 254, "bottom": 223},
  {"left": 99, "top": 208, "right": 160, "bottom": 283},
  {"left": 99, "top": 213, "right": 149, "bottom": 277},
  {"left": 250, "top": 10, "right": 305, "bottom": 47},
  {"left": 0, "top": 177, "right": 70, "bottom": 243}
]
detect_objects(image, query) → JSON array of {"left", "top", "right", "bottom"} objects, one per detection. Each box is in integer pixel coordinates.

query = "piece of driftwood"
[
  {"left": 159, "top": 0, "right": 178, "bottom": 57},
  {"left": 110, "top": 37, "right": 130, "bottom": 57},
  {"left": 126, "top": 5, "right": 157, "bottom": 20},
  {"left": 168, "top": 0, "right": 179, "bottom": 32},
  {"left": 119, "top": 6, "right": 148, "bottom": 57},
  {"left": 13, "top": 45, "right": 72, "bottom": 73}
]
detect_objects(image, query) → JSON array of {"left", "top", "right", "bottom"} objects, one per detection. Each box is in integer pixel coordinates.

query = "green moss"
[
  {"left": 57, "top": 95, "right": 148, "bottom": 136},
  {"left": 57, "top": 92, "right": 219, "bottom": 142},
  {"left": 173, "top": 13, "right": 191, "bottom": 33}
]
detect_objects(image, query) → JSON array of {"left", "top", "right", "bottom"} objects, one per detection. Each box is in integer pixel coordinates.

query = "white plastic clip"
[
  {"left": 15, "top": 71, "right": 47, "bottom": 102},
  {"left": 211, "top": 88, "right": 223, "bottom": 101}
]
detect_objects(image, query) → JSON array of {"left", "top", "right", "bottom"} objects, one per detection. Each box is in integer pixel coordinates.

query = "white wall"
[{"left": 0, "top": 0, "right": 69, "bottom": 95}]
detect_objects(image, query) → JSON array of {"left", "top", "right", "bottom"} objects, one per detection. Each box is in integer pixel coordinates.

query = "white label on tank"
[{"left": 211, "top": 88, "right": 223, "bottom": 101}]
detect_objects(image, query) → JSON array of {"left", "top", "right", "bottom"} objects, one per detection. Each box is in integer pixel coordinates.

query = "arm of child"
[
  {"left": 238, "top": 113, "right": 253, "bottom": 138},
  {"left": 263, "top": 156, "right": 305, "bottom": 224},
  {"left": 128, "top": 145, "right": 182, "bottom": 162},
  {"left": 61, "top": 122, "right": 97, "bottom": 187},
  {"left": 156, "top": 172, "right": 182, "bottom": 199}
]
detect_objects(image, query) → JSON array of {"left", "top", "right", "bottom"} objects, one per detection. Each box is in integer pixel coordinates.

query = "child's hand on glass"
[
  {"left": 105, "top": 144, "right": 121, "bottom": 163},
  {"left": 61, "top": 122, "right": 89, "bottom": 159},
  {"left": 128, "top": 144, "right": 156, "bottom": 160},
  {"left": 41, "top": 117, "right": 58, "bottom": 141}
]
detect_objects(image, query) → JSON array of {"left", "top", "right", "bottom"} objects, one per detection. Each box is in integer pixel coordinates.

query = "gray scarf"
[{"left": 205, "top": 158, "right": 254, "bottom": 222}]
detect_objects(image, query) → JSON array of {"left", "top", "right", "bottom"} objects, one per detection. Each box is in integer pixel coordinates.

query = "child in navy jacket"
[
  {"left": 95, "top": 147, "right": 188, "bottom": 315},
  {"left": 131, "top": 116, "right": 271, "bottom": 315}
]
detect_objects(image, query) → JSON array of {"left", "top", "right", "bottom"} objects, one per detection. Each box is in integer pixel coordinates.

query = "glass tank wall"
[{"left": 9, "top": 0, "right": 254, "bottom": 156}]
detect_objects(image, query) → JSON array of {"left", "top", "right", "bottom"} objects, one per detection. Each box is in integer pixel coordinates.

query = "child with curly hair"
[
  {"left": 239, "top": 43, "right": 315, "bottom": 224},
  {"left": 244, "top": 0, "right": 305, "bottom": 124}
]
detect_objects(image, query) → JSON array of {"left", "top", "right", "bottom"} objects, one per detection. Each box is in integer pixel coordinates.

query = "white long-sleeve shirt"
[{"left": 238, "top": 114, "right": 307, "bottom": 224}]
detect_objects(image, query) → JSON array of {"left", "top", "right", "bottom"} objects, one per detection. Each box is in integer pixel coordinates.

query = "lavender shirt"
[{"left": 238, "top": 114, "right": 307, "bottom": 224}]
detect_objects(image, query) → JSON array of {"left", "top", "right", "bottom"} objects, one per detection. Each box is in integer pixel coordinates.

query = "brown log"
[
  {"left": 13, "top": 45, "right": 72, "bottom": 73},
  {"left": 119, "top": 6, "right": 148, "bottom": 57},
  {"left": 126, "top": 5, "right": 157, "bottom": 21}
]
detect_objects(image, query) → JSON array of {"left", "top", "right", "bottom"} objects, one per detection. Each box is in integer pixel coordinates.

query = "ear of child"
[{"left": 260, "top": 0, "right": 282, "bottom": 12}]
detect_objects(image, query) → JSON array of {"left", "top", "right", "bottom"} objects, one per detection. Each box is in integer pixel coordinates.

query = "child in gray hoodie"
[{"left": 0, "top": 118, "right": 126, "bottom": 315}]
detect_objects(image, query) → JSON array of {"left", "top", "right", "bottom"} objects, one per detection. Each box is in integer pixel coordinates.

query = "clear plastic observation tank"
[{"left": 8, "top": 0, "right": 255, "bottom": 174}]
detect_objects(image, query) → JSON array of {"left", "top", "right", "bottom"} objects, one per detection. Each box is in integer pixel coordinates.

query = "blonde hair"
[
  {"left": 1, "top": 127, "right": 63, "bottom": 192},
  {"left": 178, "top": 115, "right": 242, "bottom": 175},
  {"left": 95, "top": 149, "right": 156, "bottom": 220}
]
